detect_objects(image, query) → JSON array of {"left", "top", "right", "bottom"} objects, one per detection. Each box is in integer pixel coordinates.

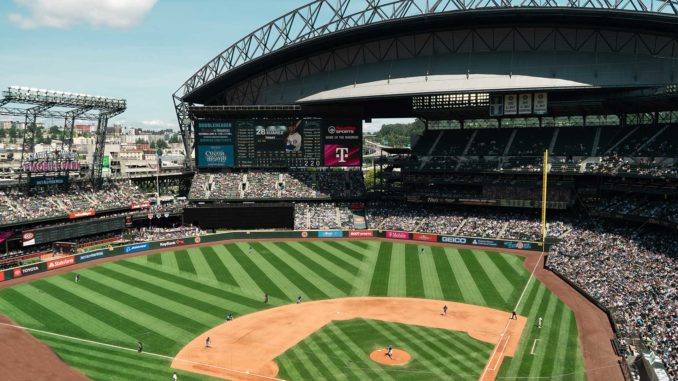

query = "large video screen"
[{"left": 195, "top": 118, "right": 362, "bottom": 168}]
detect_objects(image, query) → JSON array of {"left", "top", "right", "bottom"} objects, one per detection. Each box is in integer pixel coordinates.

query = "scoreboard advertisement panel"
[{"left": 195, "top": 119, "right": 361, "bottom": 168}]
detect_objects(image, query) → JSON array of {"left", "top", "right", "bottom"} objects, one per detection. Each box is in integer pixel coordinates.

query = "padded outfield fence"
[{"left": 0, "top": 229, "right": 544, "bottom": 283}]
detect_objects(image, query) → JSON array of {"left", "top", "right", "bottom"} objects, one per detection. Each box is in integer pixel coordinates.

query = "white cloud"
[
  {"left": 141, "top": 120, "right": 176, "bottom": 129},
  {"left": 8, "top": 0, "right": 157, "bottom": 30}
]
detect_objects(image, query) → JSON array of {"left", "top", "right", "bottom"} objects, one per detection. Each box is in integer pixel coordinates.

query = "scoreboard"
[{"left": 195, "top": 118, "right": 362, "bottom": 168}]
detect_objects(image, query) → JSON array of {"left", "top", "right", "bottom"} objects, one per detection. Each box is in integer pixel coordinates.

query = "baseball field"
[{"left": 0, "top": 240, "right": 586, "bottom": 380}]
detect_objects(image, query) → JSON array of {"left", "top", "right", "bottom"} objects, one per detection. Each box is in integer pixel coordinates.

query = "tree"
[
  {"left": 135, "top": 138, "right": 146, "bottom": 144},
  {"left": 373, "top": 119, "right": 425, "bottom": 147},
  {"left": 9, "top": 125, "right": 18, "bottom": 140},
  {"left": 150, "top": 140, "right": 156, "bottom": 149},
  {"left": 156, "top": 139, "right": 168, "bottom": 150},
  {"left": 49, "top": 125, "right": 61, "bottom": 139},
  {"left": 0, "top": 128, "right": 5, "bottom": 139},
  {"left": 169, "top": 134, "right": 180, "bottom": 144}
]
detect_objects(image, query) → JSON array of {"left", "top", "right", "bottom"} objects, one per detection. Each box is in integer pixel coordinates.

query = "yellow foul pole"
[{"left": 541, "top": 149, "right": 548, "bottom": 245}]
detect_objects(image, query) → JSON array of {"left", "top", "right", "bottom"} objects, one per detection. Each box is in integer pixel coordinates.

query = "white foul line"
[
  {"left": 479, "top": 249, "right": 546, "bottom": 381},
  {"left": 0, "top": 322, "right": 285, "bottom": 381},
  {"left": 530, "top": 339, "right": 540, "bottom": 355}
]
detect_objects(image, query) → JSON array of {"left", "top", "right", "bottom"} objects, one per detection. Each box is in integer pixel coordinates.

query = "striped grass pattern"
[
  {"left": 0, "top": 241, "right": 586, "bottom": 380},
  {"left": 276, "top": 319, "right": 494, "bottom": 381}
]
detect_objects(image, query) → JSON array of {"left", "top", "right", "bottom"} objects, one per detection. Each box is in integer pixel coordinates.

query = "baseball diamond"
[
  {"left": 1, "top": 0, "right": 675, "bottom": 380},
  {"left": 0, "top": 239, "right": 589, "bottom": 380}
]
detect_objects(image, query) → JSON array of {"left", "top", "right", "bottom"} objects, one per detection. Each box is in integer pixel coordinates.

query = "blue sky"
[{"left": 0, "top": 0, "right": 408, "bottom": 131}]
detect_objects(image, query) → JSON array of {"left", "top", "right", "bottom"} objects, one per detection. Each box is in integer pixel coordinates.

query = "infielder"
[
  {"left": 205, "top": 336, "right": 211, "bottom": 348},
  {"left": 538, "top": 316, "right": 543, "bottom": 329},
  {"left": 443, "top": 305, "right": 448, "bottom": 315}
]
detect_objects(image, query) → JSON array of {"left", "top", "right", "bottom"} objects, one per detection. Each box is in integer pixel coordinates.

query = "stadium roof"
[{"left": 174, "top": 0, "right": 678, "bottom": 104}]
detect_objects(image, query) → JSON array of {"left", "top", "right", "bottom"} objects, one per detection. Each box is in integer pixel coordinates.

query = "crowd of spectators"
[
  {"left": 294, "top": 203, "right": 354, "bottom": 230},
  {"left": 586, "top": 195, "right": 678, "bottom": 225},
  {"left": 189, "top": 171, "right": 365, "bottom": 200},
  {"left": 548, "top": 223, "right": 677, "bottom": 378},
  {"left": 128, "top": 225, "right": 204, "bottom": 242},
  {"left": 0, "top": 180, "right": 148, "bottom": 226}
]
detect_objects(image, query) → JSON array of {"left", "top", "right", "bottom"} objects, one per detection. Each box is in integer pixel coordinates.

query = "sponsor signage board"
[
  {"left": 348, "top": 230, "right": 373, "bottom": 237},
  {"left": 123, "top": 243, "right": 150, "bottom": 254},
  {"left": 0, "top": 271, "right": 4, "bottom": 282},
  {"left": 471, "top": 238, "right": 499, "bottom": 247},
  {"left": 14, "top": 264, "right": 42, "bottom": 278},
  {"left": 441, "top": 236, "right": 467, "bottom": 244},
  {"left": 503, "top": 241, "right": 533, "bottom": 250},
  {"left": 78, "top": 250, "right": 105, "bottom": 263},
  {"left": 413, "top": 233, "right": 437, "bottom": 242},
  {"left": 385, "top": 231, "right": 410, "bottom": 240},
  {"left": 47, "top": 257, "right": 75, "bottom": 270},
  {"left": 29, "top": 176, "right": 68, "bottom": 187},
  {"left": 196, "top": 145, "right": 235, "bottom": 167},
  {"left": 318, "top": 231, "right": 344, "bottom": 238},
  {"left": 130, "top": 201, "right": 150, "bottom": 210},
  {"left": 69, "top": 209, "right": 96, "bottom": 219},
  {"left": 22, "top": 231, "right": 36, "bottom": 247},
  {"left": 159, "top": 239, "right": 185, "bottom": 248}
]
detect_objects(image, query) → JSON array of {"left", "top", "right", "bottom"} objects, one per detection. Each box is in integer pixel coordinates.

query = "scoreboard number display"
[{"left": 195, "top": 118, "right": 361, "bottom": 168}]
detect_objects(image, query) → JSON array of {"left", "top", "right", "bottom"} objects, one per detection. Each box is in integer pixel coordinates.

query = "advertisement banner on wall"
[
  {"left": 47, "top": 257, "right": 75, "bottom": 270},
  {"left": 471, "top": 238, "right": 499, "bottom": 247},
  {"left": 14, "top": 264, "right": 42, "bottom": 278},
  {"left": 413, "top": 233, "right": 437, "bottom": 242},
  {"left": 318, "top": 231, "right": 344, "bottom": 238},
  {"left": 503, "top": 241, "right": 534, "bottom": 250},
  {"left": 22, "top": 231, "right": 36, "bottom": 247},
  {"left": 78, "top": 250, "right": 105, "bottom": 263},
  {"left": 130, "top": 201, "right": 150, "bottom": 210},
  {"left": 441, "top": 236, "right": 467, "bottom": 244},
  {"left": 0, "top": 271, "right": 4, "bottom": 282},
  {"left": 385, "top": 231, "right": 411, "bottom": 240},
  {"left": 123, "top": 243, "right": 150, "bottom": 254},
  {"left": 69, "top": 209, "right": 96, "bottom": 219},
  {"left": 348, "top": 230, "right": 373, "bottom": 238},
  {"left": 196, "top": 145, "right": 235, "bottom": 167}
]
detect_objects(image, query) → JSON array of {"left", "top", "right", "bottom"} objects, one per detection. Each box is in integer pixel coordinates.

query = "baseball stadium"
[{"left": 0, "top": 1, "right": 677, "bottom": 381}]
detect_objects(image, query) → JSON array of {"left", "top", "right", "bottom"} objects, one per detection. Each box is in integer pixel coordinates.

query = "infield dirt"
[{"left": 172, "top": 297, "right": 527, "bottom": 381}]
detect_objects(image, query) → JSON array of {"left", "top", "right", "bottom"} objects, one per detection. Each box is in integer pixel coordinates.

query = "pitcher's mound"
[{"left": 369, "top": 348, "right": 411, "bottom": 365}]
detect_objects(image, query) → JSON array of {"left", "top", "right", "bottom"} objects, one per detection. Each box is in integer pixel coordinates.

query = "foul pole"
[{"left": 541, "top": 149, "right": 549, "bottom": 244}]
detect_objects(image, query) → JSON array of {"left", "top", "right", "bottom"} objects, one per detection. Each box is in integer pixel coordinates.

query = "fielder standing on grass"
[
  {"left": 538, "top": 316, "right": 543, "bottom": 329},
  {"left": 137, "top": 341, "right": 143, "bottom": 353},
  {"left": 172, "top": 371, "right": 178, "bottom": 381}
]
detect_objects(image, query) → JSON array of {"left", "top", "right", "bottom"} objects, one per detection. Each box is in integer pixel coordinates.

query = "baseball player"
[
  {"left": 511, "top": 311, "right": 517, "bottom": 320},
  {"left": 172, "top": 372, "right": 178, "bottom": 381},
  {"left": 75, "top": 274, "right": 80, "bottom": 283},
  {"left": 137, "top": 341, "right": 143, "bottom": 353},
  {"left": 386, "top": 344, "right": 393, "bottom": 359},
  {"left": 226, "top": 313, "right": 233, "bottom": 321},
  {"left": 296, "top": 296, "right": 302, "bottom": 304},
  {"left": 205, "top": 336, "right": 211, "bottom": 348},
  {"left": 443, "top": 305, "right": 448, "bottom": 315},
  {"left": 264, "top": 293, "right": 269, "bottom": 303},
  {"left": 538, "top": 316, "right": 543, "bottom": 329}
]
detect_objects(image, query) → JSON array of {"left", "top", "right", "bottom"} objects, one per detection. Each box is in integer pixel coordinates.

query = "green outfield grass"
[
  {"left": 275, "top": 318, "right": 494, "bottom": 380},
  {"left": 0, "top": 240, "right": 586, "bottom": 380}
]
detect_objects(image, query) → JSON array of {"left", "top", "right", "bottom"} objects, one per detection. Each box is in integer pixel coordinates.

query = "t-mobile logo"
[{"left": 335, "top": 147, "right": 349, "bottom": 163}]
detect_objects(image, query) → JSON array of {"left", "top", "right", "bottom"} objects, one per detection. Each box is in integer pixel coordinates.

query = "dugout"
[{"left": 183, "top": 203, "right": 294, "bottom": 230}]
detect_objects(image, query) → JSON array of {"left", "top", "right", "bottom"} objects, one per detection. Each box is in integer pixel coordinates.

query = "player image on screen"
[{"left": 285, "top": 120, "right": 303, "bottom": 152}]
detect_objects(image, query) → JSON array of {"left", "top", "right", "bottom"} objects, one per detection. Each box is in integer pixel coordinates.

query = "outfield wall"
[{"left": 0, "top": 229, "right": 544, "bottom": 282}]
